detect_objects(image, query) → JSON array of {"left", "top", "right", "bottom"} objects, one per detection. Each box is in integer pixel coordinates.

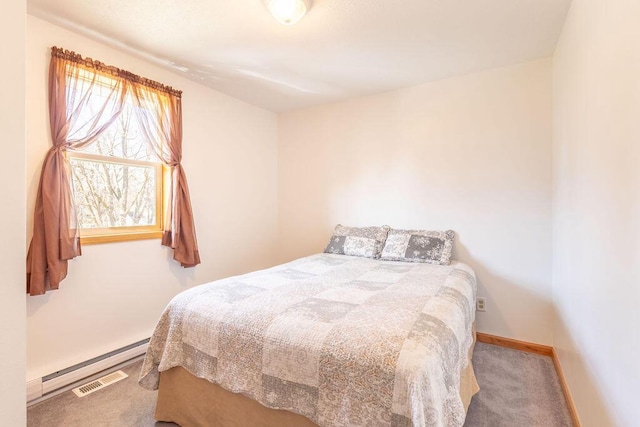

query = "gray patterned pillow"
[
  {"left": 380, "top": 229, "right": 455, "bottom": 265},
  {"left": 324, "top": 225, "right": 390, "bottom": 259}
]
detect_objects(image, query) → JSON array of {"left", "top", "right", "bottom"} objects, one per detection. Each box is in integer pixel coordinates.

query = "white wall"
[
  {"left": 26, "top": 16, "right": 279, "bottom": 380},
  {"left": 0, "top": 0, "right": 26, "bottom": 424},
  {"left": 552, "top": 0, "right": 640, "bottom": 425},
  {"left": 278, "top": 59, "right": 554, "bottom": 345}
]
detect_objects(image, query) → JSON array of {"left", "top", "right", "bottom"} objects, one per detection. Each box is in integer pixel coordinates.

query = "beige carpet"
[{"left": 27, "top": 342, "right": 572, "bottom": 426}]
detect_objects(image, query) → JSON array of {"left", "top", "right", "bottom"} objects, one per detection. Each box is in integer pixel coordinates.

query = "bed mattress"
[{"left": 140, "top": 253, "right": 479, "bottom": 426}]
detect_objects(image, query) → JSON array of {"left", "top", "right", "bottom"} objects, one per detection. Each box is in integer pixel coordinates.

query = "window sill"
[{"left": 80, "top": 230, "right": 163, "bottom": 245}]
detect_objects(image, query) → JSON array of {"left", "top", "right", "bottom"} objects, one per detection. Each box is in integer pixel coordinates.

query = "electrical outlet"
[{"left": 476, "top": 297, "right": 486, "bottom": 312}]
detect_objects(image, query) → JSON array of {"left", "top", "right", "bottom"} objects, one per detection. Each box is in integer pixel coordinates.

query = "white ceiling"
[{"left": 28, "top": 0, "right": 571, "bottom": 112}]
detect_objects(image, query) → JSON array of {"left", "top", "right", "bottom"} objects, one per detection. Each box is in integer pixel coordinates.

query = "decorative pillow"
[
  {"left": 324, "top": 224, "right": 390, "bottom": 259},
  {"left": 380, "top": 229, "right": 455, "bottom": 265}
]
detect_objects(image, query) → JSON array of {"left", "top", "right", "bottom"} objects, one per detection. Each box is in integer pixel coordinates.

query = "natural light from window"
[{"left": 67, "top": 72, "right": 164, "bottom": 242}]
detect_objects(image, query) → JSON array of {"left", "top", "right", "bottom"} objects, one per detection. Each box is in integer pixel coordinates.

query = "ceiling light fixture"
[{"left": 266, "top": 0, "right": 312, "bottom": 25}]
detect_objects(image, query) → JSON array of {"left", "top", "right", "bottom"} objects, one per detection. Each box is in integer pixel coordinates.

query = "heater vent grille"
[{"left": 72, "top": 370, "right": 128, "bottom": 397}]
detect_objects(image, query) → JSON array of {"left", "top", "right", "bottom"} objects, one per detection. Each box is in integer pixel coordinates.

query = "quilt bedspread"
[{"left": 139, "top": 253, "right": 478, "bottom": 427}]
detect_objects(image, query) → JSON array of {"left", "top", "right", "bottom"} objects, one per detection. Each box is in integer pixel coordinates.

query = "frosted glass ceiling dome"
[{"left": 266, "top": 0, "right": 312, "bottom": 25}]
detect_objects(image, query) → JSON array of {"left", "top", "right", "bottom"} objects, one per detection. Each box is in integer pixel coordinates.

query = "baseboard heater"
[{"left": 27, "top": 338, "right": 149, "bottom": 403}]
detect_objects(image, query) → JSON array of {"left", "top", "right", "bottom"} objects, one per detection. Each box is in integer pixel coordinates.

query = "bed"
[{"left": 139, "top": 253, "right": 479, "bottom": 426}]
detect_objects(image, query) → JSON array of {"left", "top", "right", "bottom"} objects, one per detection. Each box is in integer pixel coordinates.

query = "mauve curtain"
[
  {"left": 130, "top": 84, "right": 200, "bottom": 267},
  {"left": 27, "top": 48, "right": 126, "bottom": 295},
  {"left": 27, "top": 47, "right": 200, "bottom": 296}
]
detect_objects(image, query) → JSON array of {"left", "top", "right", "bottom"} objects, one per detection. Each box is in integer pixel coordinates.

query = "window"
[
  {"left": 28, "top": 47, "right": 200, "bottom": 295},
  {"left": 67, "top": 71, "right": 166, "bottom": 244}
]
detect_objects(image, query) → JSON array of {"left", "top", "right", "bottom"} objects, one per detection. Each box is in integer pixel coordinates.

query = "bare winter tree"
[{"left": 70, "top": 107, "right": 159, "bottom": 230}]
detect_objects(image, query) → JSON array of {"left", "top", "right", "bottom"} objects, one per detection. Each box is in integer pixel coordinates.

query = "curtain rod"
[{"left": 51, "top": 46, "right": 183, "bottom": 98}]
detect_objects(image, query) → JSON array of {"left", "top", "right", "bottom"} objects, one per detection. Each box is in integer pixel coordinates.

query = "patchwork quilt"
[{"left": 139, "top": 254, "right": 478, "bottom": 427}]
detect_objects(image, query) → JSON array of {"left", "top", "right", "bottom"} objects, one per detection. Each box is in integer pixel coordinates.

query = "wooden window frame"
[
  {"left": 68, "top": 151, "right": 165, "bottom": 245},
  {"left": 65, "top": 64, "right": 172, "bottom": 245}
]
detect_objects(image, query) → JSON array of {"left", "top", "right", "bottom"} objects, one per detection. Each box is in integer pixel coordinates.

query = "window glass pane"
[
  {"left": 70, "top": 158, "right": 157, "bottom": 229},
  {"left": 72, "top": 93, "right": 158, "bottom": 162}
]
